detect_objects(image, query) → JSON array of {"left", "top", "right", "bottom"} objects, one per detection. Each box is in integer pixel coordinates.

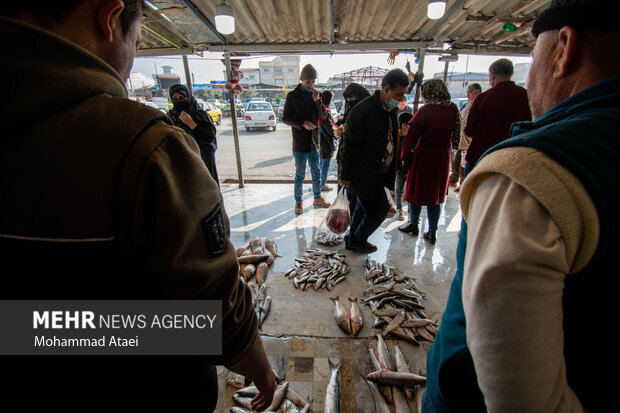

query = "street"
[{"left": 214, "top": 117, "right": 338, "bottom": 182}]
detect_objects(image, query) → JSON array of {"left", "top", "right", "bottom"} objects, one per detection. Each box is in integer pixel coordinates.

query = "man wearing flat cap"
[
  {"left": 283, "top": 63, "right": 330, "bottom": 214},
  {"left": 424, "top": 0, "right": 620, "bottom": 412}
]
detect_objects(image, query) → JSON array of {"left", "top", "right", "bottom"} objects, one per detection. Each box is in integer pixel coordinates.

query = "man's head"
[
  {"left": 397, "top": 112, "right": 413, "bottom": 136},
  {"left": 527, "top": 0, "right": 620, "bottom": 119},
  {"left": 488, "top": 58, "right": 514, "bottom": 87},
  {"left": 380, "top": 69, "right": 410, "bottom": 109},
  {"left": 300, "top": 64, "right": 318, "bottom": 91},
  {"left": 466, "top": 83, "right": 482, "bottom": 101},
  {"left": 2, "top": 0, "right": 144, "bottom": 81}
]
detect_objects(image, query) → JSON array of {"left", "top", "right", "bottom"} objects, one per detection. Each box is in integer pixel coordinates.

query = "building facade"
[{"left": 259, "top": 56, "right": 300, "bottom": 86}]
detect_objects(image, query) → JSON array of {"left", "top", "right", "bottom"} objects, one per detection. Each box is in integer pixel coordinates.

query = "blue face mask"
[{"left": 386, "top": 99, "right": 400, "bottom": 110}]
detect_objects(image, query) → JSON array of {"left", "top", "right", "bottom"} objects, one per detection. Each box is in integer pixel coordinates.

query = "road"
[{"left": 213, "top": 117, "right": 338, "bottom": 182}]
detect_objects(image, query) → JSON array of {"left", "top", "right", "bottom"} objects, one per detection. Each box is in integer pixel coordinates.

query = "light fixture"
[
  {"left": 215, "top": 2, "right": 235, "bottom": 35},
  {"left": 427, "top": 0, "right": 447, "bottom": 20}
]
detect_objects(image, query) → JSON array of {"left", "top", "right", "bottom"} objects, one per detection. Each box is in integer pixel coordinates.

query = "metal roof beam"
[
  {"left": 178, "top": 0, "right": 227, "bottom": 45},
  {"left": 206, "top": 41, "right": 432, "bottom": 54}
]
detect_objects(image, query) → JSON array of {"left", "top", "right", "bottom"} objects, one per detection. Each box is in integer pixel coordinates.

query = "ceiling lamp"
[
  {"left": 427, "top": 0, "right": 447, "bottom": 20},
  {"left": 215, "top": 2, "right": 235, "bottom": 35}
]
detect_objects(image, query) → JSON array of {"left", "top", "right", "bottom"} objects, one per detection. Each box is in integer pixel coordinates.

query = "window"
[
  {"left": 249, "top": 75, "right": 255, "bottom": 80},
  {"left": 288, "top": 68, "right": 294, "bottom": 73},
  {"left": 275, "top": 80, "right": 283, "bottom": 85},
  {"left": 275, "top": 68, "right": 283, "bottom": 73},
  {"left": 263, "top": 68, "right": 270, "bottom": 73},
  {"left": 247, "top": 103, "right": 272, "bottom": 111}
]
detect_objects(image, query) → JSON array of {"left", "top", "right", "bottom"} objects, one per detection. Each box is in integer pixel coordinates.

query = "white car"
[{"left": 244, "top": 102, "right": 277, "bottom": 131}]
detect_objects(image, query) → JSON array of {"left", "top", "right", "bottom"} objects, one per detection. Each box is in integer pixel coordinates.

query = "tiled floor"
[{"left": 216, "top": 183, "right": 460, "bottom": 412}]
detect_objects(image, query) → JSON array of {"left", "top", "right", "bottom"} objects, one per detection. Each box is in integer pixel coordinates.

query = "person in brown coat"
[
  {"left": 398, "top": 79, "right": 460, "bottom": 245},
  {"left": 282, "top": 64, "right": 330, "bottom": 214},
  {"left": 0, "top": 1, "right": 274, "bottom": 410}
]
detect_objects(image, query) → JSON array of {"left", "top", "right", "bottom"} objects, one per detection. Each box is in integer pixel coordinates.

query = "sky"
[{"left": 130, "top": 51, "right": 533, "bottom": 88}]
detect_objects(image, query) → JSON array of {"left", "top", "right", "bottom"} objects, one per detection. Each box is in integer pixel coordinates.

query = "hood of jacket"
[{"left": 1, "top": 16, "right": 128, "bottom": 134}]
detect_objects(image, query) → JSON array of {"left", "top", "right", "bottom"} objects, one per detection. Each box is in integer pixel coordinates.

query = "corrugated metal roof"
[{"left": 138, "top": 0, "right": 550, "bottom": 56}]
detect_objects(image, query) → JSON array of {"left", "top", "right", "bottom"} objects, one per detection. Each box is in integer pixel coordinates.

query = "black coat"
[
  {"left": 319, "top": 107, "right": 336, "bottom": 159},
  {"left": 282, "top": 84, "right": 327, "bottom": 153},
  {"left": 337, "top": 91, "right": 398, "bottom": 201}
]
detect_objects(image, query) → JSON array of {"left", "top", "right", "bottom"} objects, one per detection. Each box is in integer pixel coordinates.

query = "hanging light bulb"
[
  {"left": 427, "top": 0, "right": 447, "bottom": 20},
  {"left": 215, "top": 2, "right": 235, "bottom": 35}
]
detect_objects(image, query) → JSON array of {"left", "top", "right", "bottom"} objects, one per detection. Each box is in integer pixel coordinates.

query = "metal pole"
[
  {"left": 225, "top": 52, "right": 244, "bottom": 188},
  {"left": 413, "top": 48, "right": 426, "bottom": 113},
  {"left": 442, "top": 60, "right": 449, "bottom": 84},
  {"left": 182, "top": 55, "right": 192, "bottom": 92}
]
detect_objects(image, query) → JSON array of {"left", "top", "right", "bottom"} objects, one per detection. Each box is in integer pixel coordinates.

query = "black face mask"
[{"left": 173, "top": 101, "right": 189, "bottom": 112}]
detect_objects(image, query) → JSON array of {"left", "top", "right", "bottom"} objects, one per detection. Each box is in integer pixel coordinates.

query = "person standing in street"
[
  {"left": 463, "top": 58, "right": 531, "bottom": 175},
  {"left": 451, "top": 83, "right": 481, "bottom": 192},
  {"left": 283, "top": 64, "right": 330, "bottom": 214},
  {"left": 318, "top": 90, "right": 337, "bottom": 192},
  {"left": 398, "top": 79, "right": 460, "bottom": 245},
  {"left": 338, "top": 69, "right": 409, "bottom": 253},
  {"left": 168, "top": 83, "right": 220, "bottom": 186},
  {"left": 0, "top": 1, "right": 275, "bottom": 410},
  {"left": 394, "top": 111, "right": 413, "bottom": 221},
  {"left": 424, "top": 0, "right": 620, "bottom": 411}
]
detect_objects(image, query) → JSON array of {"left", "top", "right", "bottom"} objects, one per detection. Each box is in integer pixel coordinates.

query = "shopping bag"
[
  {"left": 325, "top": 187, "right": 351, "bottom": 234},
  {"left": 385, "top": 187, "right": 397, "bottom": 218}
]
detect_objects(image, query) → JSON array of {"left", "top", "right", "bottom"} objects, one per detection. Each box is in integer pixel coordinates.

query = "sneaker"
[
  {"left": 395, "top": 208, "right": 405, "bottom": 221},
  {"left": 313, "top": 196, "right": 331, "bottom": 208},
  {"left": 321, "top": 185, "right": 333, "bottom": 192},
  {"left": 345, "top": 240, "right": 377, "bottom": 253},
  {"left": 294, "top": 201, "right": 303, "bottom": 214}
]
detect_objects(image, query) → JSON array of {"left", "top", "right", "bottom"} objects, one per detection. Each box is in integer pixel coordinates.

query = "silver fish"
[
  {"left": 235, "top": 385, "right": 259, "bottom": 397},
  {"left": 366, "top": 371, "right": 427, "bottom": 386},
  {"left": 393, "top": 342, "right": 415, "bottom": 400},
  {"left": 382, "top": 311, "right": 406, "bottom": 337},
  {"left": 393, "top": 386, "right": 413, "bottom": 413},
  {"left": 368, "top": 345, "right": 393, "bottom": 405},
  {"left": 365, "top": 379, "right": 392, "bottom": 413},
  {"left": 265, "top": 381, "right": 289, "bottom": 411},
  {"left": 232, "top": 394, "right": 253, "bottom": 409},
  {"left": 376, "top": 334, "right": 394, "bottom": 371},
  {"left": 324, "top": 360, "right": 342, "bottom": 413}
]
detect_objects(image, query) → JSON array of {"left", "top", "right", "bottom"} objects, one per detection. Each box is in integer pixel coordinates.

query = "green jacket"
[{"left": 337, "top": 91, "right": 398, "bottom": 200}]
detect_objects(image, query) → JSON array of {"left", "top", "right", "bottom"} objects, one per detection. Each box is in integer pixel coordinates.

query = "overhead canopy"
[{"left": 138, "top": 0, "right": 550, "bottom": 57}]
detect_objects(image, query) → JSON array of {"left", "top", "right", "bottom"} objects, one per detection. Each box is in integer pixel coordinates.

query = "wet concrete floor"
[{"left": 216, "top": 182, "right": 461, "bottom": 412}]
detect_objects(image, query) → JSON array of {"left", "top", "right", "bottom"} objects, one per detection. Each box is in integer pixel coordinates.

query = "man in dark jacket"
[
  {"left": 338, "top": 69, "right": 409, "bottom": 253},
  {"left": 283, "top": 64, "right": 330, "bottom": 214},
  {"left": 0, "top": 1, "right": 275, "bottom": 410},
  {"left": 463, "top": 58, "right": 531, "bottom": 172}
]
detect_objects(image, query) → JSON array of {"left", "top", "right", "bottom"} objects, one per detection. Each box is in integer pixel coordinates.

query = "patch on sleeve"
[{"left": 201, "top": 203, "right": 226, "bottom": 257}]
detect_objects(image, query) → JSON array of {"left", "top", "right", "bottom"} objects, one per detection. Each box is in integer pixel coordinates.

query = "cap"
[{"left": 532, "top": 0, "right": 619, "bottom": 38}]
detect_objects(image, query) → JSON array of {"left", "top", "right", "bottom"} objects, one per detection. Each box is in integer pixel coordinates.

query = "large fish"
[
  {"left": 265, "top": 381, "right": 289, "bottom": 411},
  {"left": 256, "top": 261, "right": 269, "bottom": 286},
  {"left": 393, "top": 341, "right": 415, "bottom": 400},
  {"left": 368, "top": 345, "right": 393, "bottom": 404},
  {"left": 365, "top": 379, "right": 392, "bottom": 413},
  {"left": 242, "top": 263, "right": 256, "bottom": 282},
  {"left": 376, "top": 334, "right": 394, "bottom": 371},
  {"left": 330, "top": 296, "right": 351, "bottom": 335},
  {"left": 324, "top": 359, "right": 342, "bottom": 413},
  {"left": 264, "top": 237, "right": 282, "bottom": 257},
  {"left": 348, "top": 297, "right": 363, "bottom": 336},
  {"left": 382, "top": 310, "right": 406, "bottom": 337},
  {"left": 393, "top": 386, "right": 413, "bottom": 413},
  {"left": 366, "top": 371, "right": 427, "bottom": 386}
]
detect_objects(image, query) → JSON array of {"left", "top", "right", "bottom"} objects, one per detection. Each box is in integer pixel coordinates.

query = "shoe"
[
  {"left": 424, "top": 230, "right": 437, "bottom": 245},
  {"left": 395, "top": 209, "right": 405, "bottom": 221},
  {"left": 398, "top": 222, "right": 419, "bottom": 236},
  {"left": 321, "top": 185, "right": 333, "bottom": 192},
  {"left": 294, "top": 201, "right": 303, "bottom": 215},
  {"left": 345, "top": 240, "right": 377, "bottom": 253},
  {"left": 313, "top": 196, "right": 331, "bottom": 208}
]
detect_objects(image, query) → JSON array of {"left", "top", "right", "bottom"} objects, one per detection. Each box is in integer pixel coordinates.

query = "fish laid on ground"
[
  {"left": 315, "top": 231, "right": 343, "bottom": 246},
  {"left": 376, "top": 334, "right": 395, "bottom": 371},
  {"left": 264, "top": 237, "right": 281, "bottom": 257},
  {"left": 265, "top": 381, "right": 289, "bottom": 411},
  {"left": 256, "top": 261, "right": 269, "bottom": 286},
  {"left": 363, "top": 258, "right": 438, "bottom": 343},
  {"left": 330, "top": 296, "right": 351, "bottom": 335},
  {"left": 368, "top": 345, "right": 393, "bottom": 404},
  {"left": 232, "top": 394, "right": 253, "bottom": 409},
  {"left": 366, "top": 379, "right": 392, "bottom": 413},
  {"left": 226, "top": 372, "right": 246, "bottom": 388},
  {"left": 348, "top": 297, "right": 364, "bottom": 336},
  {"left": 366, "top": 371, "right": 427, "bottom": 386},
  {"left": 324, "top": 360, "right": 342, "bottom": 413},
  {"left": 288, "top": 249, "right": 349, "bottom": 291},
  {"left": 393, "top": 341, "right": 416, "bottom": 400},
  {"left": 242, "top": 263, "right": 256, "bottom": 282},
  {"left": 259, "top": 295, "right": 272, "bottom": 328},
  {"left": 238, "top": 253, "right": 271, "bottom": 264},
  {"left": 235, "top": 385, "right": 259, "bottom": 397},
  {"left": 393, "top": 386, "right": 413, "bottom": 413}
]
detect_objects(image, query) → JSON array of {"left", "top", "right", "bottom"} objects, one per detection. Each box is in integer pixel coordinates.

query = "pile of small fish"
[
  {"left": 365, "top": 334, "right": 426, "bottom": 413},
  {"left": 363, "top": 258, "right": 439, "bottom": 346},
  {"left": 330, "top": 296, "right": 363, "bottom": 336},
  {"left": 315, "top": 231, "right": 343, "bottom": 246},
  {"left": 226, "top": 371, "right": 313, "bottom": 413},
  {"left": 248, "top": 281, "right": 271, "bottom": 331},
  {"left": 284, "top": 249, "right": 350, "bottom": 291},
  {"left": 236, "top": 236, "right": 281, "bottom": 286}
]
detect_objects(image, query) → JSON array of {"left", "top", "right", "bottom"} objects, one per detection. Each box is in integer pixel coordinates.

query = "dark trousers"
[{"left": 347, "top": 178, "right": 390, "bottom": 246}]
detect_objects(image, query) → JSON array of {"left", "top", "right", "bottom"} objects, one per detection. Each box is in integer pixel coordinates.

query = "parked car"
[
  {"left": 244, "top": 102, "right": 277, "bottom": 131},
  {"left": 205, "top": 98, "right": 224, "bottom": 108},
  {"left": 141, "top": 101, "right": 167, "bottom": 113},
  {"left": 204, "top": 101, "right": 223, "bottom": 125},
  {"left": 277, "top": 101, "right": 285, "bottom": 121}
]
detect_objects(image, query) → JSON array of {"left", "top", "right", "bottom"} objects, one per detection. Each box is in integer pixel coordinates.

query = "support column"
[
  {"left": 413, "top": 48, "right": 426, "bottom": 113},
  {"left": 182, "top": 54, "right": 192, "bottom": 92},
  {"left": 224, "top": 52, "right": 244, "bottom": 188}
]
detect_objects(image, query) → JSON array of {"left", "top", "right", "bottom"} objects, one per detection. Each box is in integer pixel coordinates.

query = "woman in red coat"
[{"left": 398, "top": 79, "right": 460, "bottom": 244}]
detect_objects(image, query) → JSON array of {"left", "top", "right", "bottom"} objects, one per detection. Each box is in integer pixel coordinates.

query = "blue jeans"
[
  {"left": 346, "top": 178, "right": 390, "bottom": 246},
  {"left": 395, "top": 169, "right": 407, "bottom": 209},
  {"left": 293, "top": 149, "right": 321, "bottom": 202},
  {"left": 320, "top": 156, "right": 331, "bottom": 187},
  {"left": 409, "top": 203, "right": 441, "bottom": 231}
]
